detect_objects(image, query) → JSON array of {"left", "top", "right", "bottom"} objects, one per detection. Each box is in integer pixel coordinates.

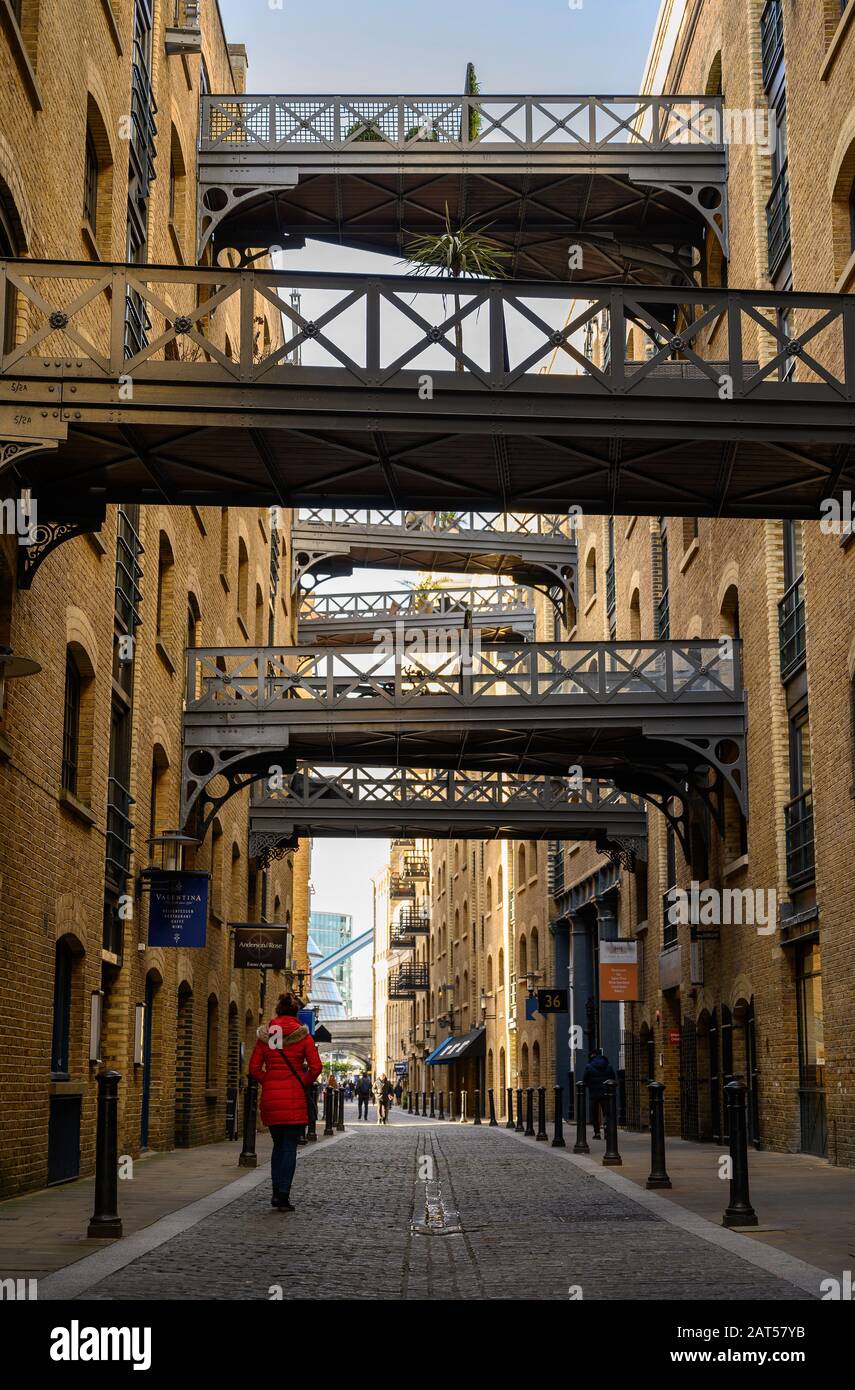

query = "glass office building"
[{"left": 309, "top": 910, "right": 354, "bottom": 1016}]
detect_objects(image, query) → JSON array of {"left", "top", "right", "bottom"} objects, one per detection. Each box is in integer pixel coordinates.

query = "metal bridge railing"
[
  {"left": 200, "top": 93, "right": 726, "bottom": 153},
  {"left": 185, "top": 639, "right": 743, "bottom": 712}
]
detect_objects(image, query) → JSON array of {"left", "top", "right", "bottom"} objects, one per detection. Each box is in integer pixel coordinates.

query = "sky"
[{"left": 216, "top": 0, "right": 665, "bottom": 1016}]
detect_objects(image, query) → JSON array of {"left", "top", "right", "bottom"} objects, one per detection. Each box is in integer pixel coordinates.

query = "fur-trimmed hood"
[{"left": 257, "top": 1015, "right": 309, "bottom": 1048}]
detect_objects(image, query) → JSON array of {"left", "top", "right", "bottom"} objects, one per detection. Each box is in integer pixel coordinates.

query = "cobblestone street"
[{"left": 41, "top": 1109, "right": 822, "bottom": 1302}]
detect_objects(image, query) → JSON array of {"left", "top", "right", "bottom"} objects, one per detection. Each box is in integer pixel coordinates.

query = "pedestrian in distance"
[
  {"left": 356, "top": 1069, "right": 373, "bottom": 1120},
  {"left": 394, "top": 1078, "right": 404, "bottom": 1106},
  {"left": 249, "top": 991, "right": 322, "bottom": 1212},
  {"left": 375, "top": 1073, "right": 393, "bottom": 1125},
  {"left": 582, "top": 1048, "right": 616, "bottom": 1139}
]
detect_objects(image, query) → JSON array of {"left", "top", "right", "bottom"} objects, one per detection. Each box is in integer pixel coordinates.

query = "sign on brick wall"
[{"left": 147, "top": 871, "right": 209, "bottom": 948}]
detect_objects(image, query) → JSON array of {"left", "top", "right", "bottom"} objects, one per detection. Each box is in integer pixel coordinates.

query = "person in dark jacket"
[
  {"left": 356, "top": 1070, "right": 373, "bottom": 1120},
  {"left": 375, "top": 1073, "right": 393, "bottom": 1125},
  {"left": 249, "top": 992, "right": 322, "bottom": 1211},
  {"left": 394, "top": 1079, "right": 404, "bottom": 1105},
  {"left": 582, "top": 1049, "right": 616, "bottom": 1138}
]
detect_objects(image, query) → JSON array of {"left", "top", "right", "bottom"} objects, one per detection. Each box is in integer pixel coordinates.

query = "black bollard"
[
  {"left": 87, "top": 1070, "right": 123, "bottom": 1238},
  {"left": 306, "top": 1084, "right": 318, "bottom": 1142},
  {"left": 474, "top": 1089, "right": 482, "bottom": 1125},
  {"left": 515, "top": 1087, "right": 524, "bottom": 1133},
  {"left": 408, "top": 1090, "right": 413, "bottom": 1114},
  {"left": 438, "top": 1090, "right": 444, "bottom": 1120},
  {"left": 239, "top": 1076, "right": 259, "bottom": 1166},
  {"left": 536, "top": 1086, "right": 548, "bottom": 1141},
  {"left": 552, "top": 1085, "right": 566, "bottom": 1148},
  {"left": 324, "top": 1088, "right": 335, "bottom": 1137},
  {"left": 722, "top": 1080, "right": 759, "bottom": 1227},
  {"left": 573, "top": 1081, "right": 590, "bottom": 1154},
  {"left": 488, "top": 1088, "right": 498, "bottom": 1127},
  {"left": 602, "top": 1079, "right": 622, "bottom": 1166},
  {"left": 336, "top": 1088, "right": 345, "bottom": 1132},
  {"left": 448, "top": 1089, "right": 456, "bottom": 1122},
  {"left": 506, "top": 1087, "right": 515, "bottom": 1129},
  {"left": 421, "top": 1090, "right": 427, "bottom": 1117},
  {"left": 525, "top": 1086, "right": 535, "bottom": 1137},
  {"left": 429, "top": 1091, "right": 435, "bottom": 1118},
  {"left": 646, "top": 1082, "right": 671, "bottom": 1189}
]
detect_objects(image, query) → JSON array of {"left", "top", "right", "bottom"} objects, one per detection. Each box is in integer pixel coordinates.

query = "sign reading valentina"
[
  {"left": 147, "top": 871, "right": 209, "bottom": 949},
  {"left": 598, "top": 940, "right": 640, "bottom": 1002},
  {"left": 233, "top": 927, "right": 288, "bottom": 971}
]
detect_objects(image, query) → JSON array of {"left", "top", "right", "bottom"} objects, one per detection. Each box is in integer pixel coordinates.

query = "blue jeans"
[{"left": 269, "top": 1124, "right": 303, "bottom": 1197}]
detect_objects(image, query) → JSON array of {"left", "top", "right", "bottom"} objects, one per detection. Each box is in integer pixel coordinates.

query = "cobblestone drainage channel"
[{"left": 411, "top": 1180, "right": 462, "bottom": 1236}]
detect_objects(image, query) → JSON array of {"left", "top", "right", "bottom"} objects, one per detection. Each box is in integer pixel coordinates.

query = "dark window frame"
[{"left": 62, "top": 652, "right": 82, "bottom": 795}]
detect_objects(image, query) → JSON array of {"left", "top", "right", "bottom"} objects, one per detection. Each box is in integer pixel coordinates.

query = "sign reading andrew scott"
[{"left": 147, "top": 871, "right": 209, "bottom": 948}]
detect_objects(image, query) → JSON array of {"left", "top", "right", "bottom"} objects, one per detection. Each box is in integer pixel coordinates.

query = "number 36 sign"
[{"left": 537, "top": 989, "right": 568, "bottom": 1014}]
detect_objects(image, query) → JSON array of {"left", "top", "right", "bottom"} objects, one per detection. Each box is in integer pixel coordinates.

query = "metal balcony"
[
  {"left": 389, "top": 874, "right": 416, "bottom": 899},
  {"left": 297, "top": 582, "right": 537, "bottom": 646},
  {"left": 391, "top": 923, "right": 417, "bottom": 951},
  {"left": 404, "top": 854, "right": 429, "bottom": 879},
  {"left": 399, "top": 907, "right": 430, "bottom": 935},
  {"left": 247, "top": 767, "right": 648, "bottom": 859},
  {"left": 388, "top": 964, "right": 430, "bottom": 999},
  {"left": 105, "top": 776, "right": 135, "bottom": 885},
  {"left": 778, "top": 575, "right": 806, "bottom": 681},
  {"left": 183, "top": 640, "right": 746, "bottom": 854},
  {"left": 292, "top": 512, "right": 575, "bottom": 614},
  {"left": 2, "top": 262, "right": 853, "bottom": 526},
  {"left": 197, "top": 92, "right": 728, "bottom": 280},
  {"left": 784, "top": 790, "right": 815, "bottom": 887},
  {"left": 165, "top": 1, "right": 202, "bottom": 56}
]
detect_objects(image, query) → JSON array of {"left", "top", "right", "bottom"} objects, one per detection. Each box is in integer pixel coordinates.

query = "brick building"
[
  {"left": 551, "top": 0, "right": 855, "bottom": 1165},
  {"left": 0, "top": 0, "right": 309, "bottom": 1198}
]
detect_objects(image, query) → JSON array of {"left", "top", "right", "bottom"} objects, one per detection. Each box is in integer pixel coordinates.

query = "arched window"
[
  {"left": 51, "top": 936, "right": 77, "bottom": 1077},
  {"left": 156, "top": 532, "right": 175, "bottom": 643},
  {"left": 237, "top": 539, "right": 249, "bottom": 623},
  {"left": 62, "top": 644, "right": 95, "bottom": 803},
  {"left": 498, "top": 947, "right": 504, "bottom": 989},
  {"left": 486, "top": 955, "right": 494, "bottom": 993},
  {"left": 485, "top": 876, "right": 492, "bottom": 913},
  {"left": 518, "top": 934, "right": 528, "bottom": 977},
  {"left": 497, "top": 865, "right": 503, "bottom": 905},
  {"left": 585, "top": 546, "right": 597, "bottom": 602},
  {"left": 254, "top": 583, "right": 265, "bottom": 645},
  {"left": 532, "top": 1040, "right": 541, "bottom": 1087},
  {"left": 831, "top": 137, "right": 855, "bottom": 280},
  {"left": 629, "top": 587, "right": 641, "bottom": 641},
  {"left": 518, "top": 844, "right": 526, "bottom": 885},
  {"left": 530, "top": 925, "right": 540, "bottom": 972}
]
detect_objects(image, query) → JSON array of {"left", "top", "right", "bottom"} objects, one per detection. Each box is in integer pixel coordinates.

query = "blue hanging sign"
[{"left": 147, "top": 871, "right": 209, "bottom": 948}]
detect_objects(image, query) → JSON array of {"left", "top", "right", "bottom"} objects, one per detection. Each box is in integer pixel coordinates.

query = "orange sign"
[{"left": 599, "top": 940, "right": 639, "bottom": 1002}]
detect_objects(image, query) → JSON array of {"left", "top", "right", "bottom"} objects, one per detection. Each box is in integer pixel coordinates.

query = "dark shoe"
[
  {"left": 278, "top": 1196, "right": 295, "bottom": 1212},
  {"left": 271, "top": 1189, "right": 282, "bottom": 1208}
]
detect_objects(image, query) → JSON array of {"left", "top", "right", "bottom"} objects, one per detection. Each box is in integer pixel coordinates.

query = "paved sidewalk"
[
  {"left": 584, "top": 1126, "right": 855, "bottom": 1275},
  {"left": 0, "top": 1132, "right": 272, "bottom": 1280}
]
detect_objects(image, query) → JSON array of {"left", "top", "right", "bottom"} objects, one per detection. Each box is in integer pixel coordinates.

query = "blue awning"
[{"left": 425, "top": 1025, "right": 486, "bottom": 1065}]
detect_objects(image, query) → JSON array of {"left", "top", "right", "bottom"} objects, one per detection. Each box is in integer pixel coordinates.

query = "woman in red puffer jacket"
[{"left": 249, "top": 991, "right": 322, "bottom": 1211}]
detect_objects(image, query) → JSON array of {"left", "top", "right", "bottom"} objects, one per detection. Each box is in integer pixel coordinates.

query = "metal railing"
[
  {"left": 389, "top": 964, "right": 430, "bottom": 998},
  {"left": 404, "top": 854, "right": 429, "bottom": 879},
  {"left": 784, "top": 790, "right": 815, "bottom": 886},
  {"left": 106, "top": 776, "right": 135, "bottom": 884},
  {"left": 115, "top": 507, "right": 144, "bottom": 635},
  {"left": 295, "top": 509, "right": 575, "bottom": 539},
  {"left": 298, "top": 584, "right": 536, "bottom": 628},
  {"left": 7, "top": 264, "right": 845, "bottom": 406},
  {"left": 186, "top": 639, "right": 743, "bottom": 712},
  {"left": 760, "top": 0, "right": 785, "bottom": 89},
  {"left": 767, "top": 163, "right": 791, "bottom": 277},
  {"left": 389, "top": 875, "right": 416, "bottom": 899},
  {"left": 398, "top": 907, "right": 430, "bottom": 934},
  {"left": 778, "top": 574, "right": 806, "bottom": 680},
  {"left": 200, "top": 93, "right": 725, "bottom": 153}
]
